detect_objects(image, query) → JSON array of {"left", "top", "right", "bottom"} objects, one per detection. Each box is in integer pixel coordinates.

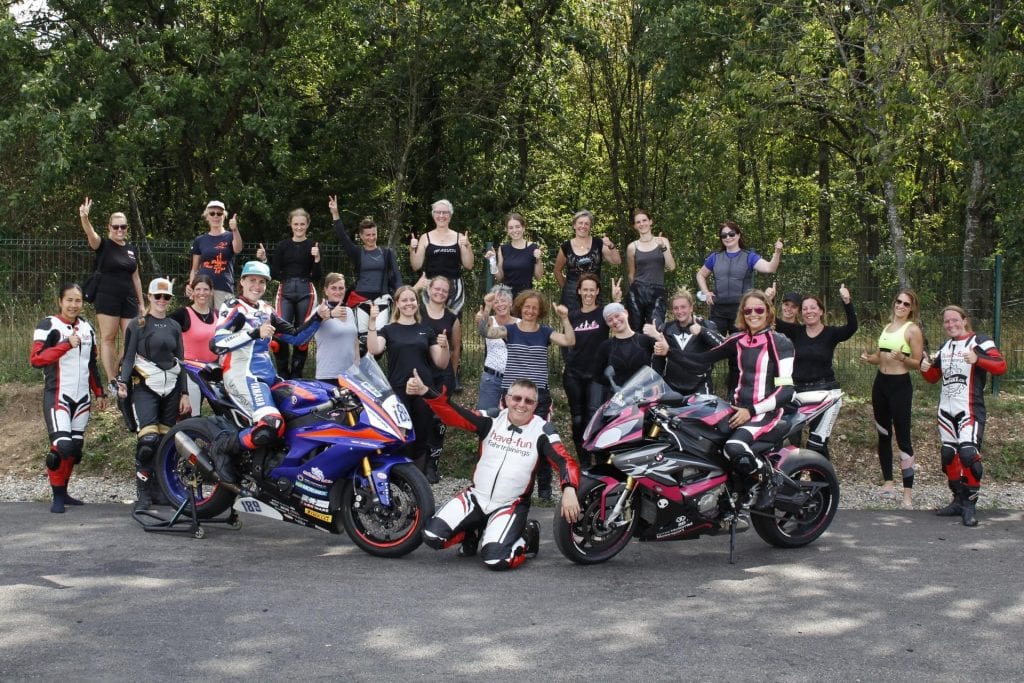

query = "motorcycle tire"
[
  {"left": 553, "top": 477, "right": 636, "bottom": 565},
  {"left": 155, "top": 417, "right": 236, "bottom": 519},
  {"left": 339, "top": 462, "right": 434, "bottom": 558},
  {"left": 752, "top": 449, "right": 839, "bottom": 548}
]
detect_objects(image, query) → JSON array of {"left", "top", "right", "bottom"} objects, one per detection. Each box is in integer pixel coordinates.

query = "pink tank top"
[{"left": 183, "top": 306, "right": 218, "bottom": 363}]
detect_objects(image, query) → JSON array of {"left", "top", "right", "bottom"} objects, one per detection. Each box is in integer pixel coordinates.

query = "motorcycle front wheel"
[
  {"left": 339, "top": 462, "right": 434, "bottom": 558},
  {"left": 752, "top": 450, "right": 839, "bottom": 548},
  {"left": 553, "top": 477, "right": 636, "bottom": 565},
  {"left": 155, "top": 418, "right": 236, "bottom": 519}
]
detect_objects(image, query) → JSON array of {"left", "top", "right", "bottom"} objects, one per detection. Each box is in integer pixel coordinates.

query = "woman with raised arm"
[
  {"left": 78, "top": 197, "right": 145, "bottom": 388},
  {"left": 408, "top": 199, "right": 473, "bottom": 316},
  {"left": 553, "top": 210, "right": 621, "bottom": 312},
  {"left": 859, "top": 289, "right": 925, "bottom": 509},
  {"left": 484, "top": 289, "right": 575, "bottom": 499},
  {"left": 187, "top": 199, "right": 244, "bottom": 311},
  {"left": 484, "top": 213, "right": 544, "bottom": 298},
  {"left": 773, "top": 284, "right": 858, "bottom": 459},
  {"left": 168, "top": 274, "right": 218, "bottom": 416},
  {"left": 366, "top": 285, "right": 450, "bottom": 475},
  {"left": 921, "top": 305, "right": 1006, "bottom": 526},
  {"left": 624, "top": 209, "right": 675, "bottom": 332},
  {"left": 695, "top": 221, "right": 782, "bottom": 394},
  {"left": 329, "top": 196, "right": 402, "bottom": 354},
  {"left": 31, "top": 284, "right": 106, "bottom": 513},
  {"left": 254, "top": 208, "right": 321, "bottom": 379},
  {"left": 115, "top": 278, "right": 191, "bottom": 512},
  {"left": 645, "top": 287, "right": 725, "bottom": 397}
]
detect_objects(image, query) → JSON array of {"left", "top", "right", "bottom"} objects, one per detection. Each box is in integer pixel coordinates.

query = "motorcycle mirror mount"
[{"left": 604, "top": 365, "right": 621, "bottom": 392}]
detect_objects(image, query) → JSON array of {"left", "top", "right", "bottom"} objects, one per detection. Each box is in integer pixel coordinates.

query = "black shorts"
[{"left": 94, "top": 289, "right": 139, "bottom": 318}]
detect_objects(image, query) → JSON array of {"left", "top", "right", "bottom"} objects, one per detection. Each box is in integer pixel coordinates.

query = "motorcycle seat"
[{"left": 199, "top": 363, "right": 224, "bottom": 384}]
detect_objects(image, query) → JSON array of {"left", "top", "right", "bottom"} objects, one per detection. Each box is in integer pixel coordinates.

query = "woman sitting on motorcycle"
[
  {"left": 680, "top": 289, "right": 795, "bottom": 508},
  {"left": 210, "top": 261, "right": 328, "bottom": 471}
]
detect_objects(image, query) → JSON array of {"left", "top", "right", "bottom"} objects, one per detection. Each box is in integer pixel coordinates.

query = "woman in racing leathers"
[
  {"left": 677, "top": 290, "right": 795, "bottom": 509},
  {"left": 645, "top": 287, "right": 724, "bottom": 397},
  {"left": 921, "top": 305, "right": 1006, "bottom": 527},
  {"left": 209, "top": 261, "right": 327, "bottom": 476},
  {"left": 115, "top": 278, "right": 191, "bottom": 511},
  {"left": 31, "top": 284, "right": 106, "bottom": 513}
]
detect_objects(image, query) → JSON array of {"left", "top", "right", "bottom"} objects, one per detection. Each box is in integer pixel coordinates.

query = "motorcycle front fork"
[{"left": 604, "top": 476, "right": 635, "bottom": 528}]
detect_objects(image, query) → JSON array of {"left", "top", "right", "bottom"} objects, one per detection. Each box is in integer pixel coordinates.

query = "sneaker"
[{"left": 523, "top": 519, "right": 540, "bottom": 558}]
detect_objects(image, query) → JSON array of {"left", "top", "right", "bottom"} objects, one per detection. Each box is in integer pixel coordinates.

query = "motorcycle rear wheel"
[
  {"left": 553, "top": 478, "right": 636, "bottom": 565},
  {"left": 752, "top": 450, "right": 839, "bottom": 548},
  {"left": 339, "top": 462, "right": 434, "bottom": 558},
  {"left": 155, "top": 418, "right": 236, "bottom": 519}
]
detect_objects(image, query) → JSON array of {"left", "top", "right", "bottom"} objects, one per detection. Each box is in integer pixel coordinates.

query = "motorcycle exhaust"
[{"left": 174, "top": 432, "right": 241, "bottom": 494}]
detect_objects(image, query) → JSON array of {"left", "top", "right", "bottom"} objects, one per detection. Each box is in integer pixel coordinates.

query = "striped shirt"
[{"left": 501, "top": 323, "right": 553, "bottom": 390}]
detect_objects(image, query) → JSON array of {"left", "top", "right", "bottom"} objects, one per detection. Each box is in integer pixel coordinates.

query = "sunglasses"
[
  {"left": 208, "top": 211, "right": 224, "bottom": 217},
  {"left": 894, "top": 299, "right": 912, "bottom": 307},
  {"left": 151, "top": 293, "right": 172, "bottom": 301},
  {"left": 506, "top": 394, "right": 537, "bottom": 406},
  {"left": 720, "top": 231, "right": 737, "bottom": 239},
  {"left": 743, "top": 306, "right": 766, "bottom": 315},
  {"left": 110, "top": 224, "right": 128, "bottom": 230}
]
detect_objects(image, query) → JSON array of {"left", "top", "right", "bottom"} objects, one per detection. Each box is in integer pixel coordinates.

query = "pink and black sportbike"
[
  {"left": 553, "top": 367, "right": 840, "bottom": 564},
  {"left": 153, "top": 356, "right": 434, "bottom": 557}
]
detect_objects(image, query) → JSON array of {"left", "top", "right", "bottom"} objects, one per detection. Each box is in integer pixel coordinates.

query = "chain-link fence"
[{"left": 3, "top": 238, "right": 1019, "bottom": 394}]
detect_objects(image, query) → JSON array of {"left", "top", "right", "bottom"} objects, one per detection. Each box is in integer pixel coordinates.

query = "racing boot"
[
  {"left": 134, "top": 472, "right": 154, "bottom": 512},
  {"left": 457, "top": 527, "right": 480, "bottom": 558},
  {"left": 961, "top": 486, "right": 980, "bottom": 527},
  {"left": 50, "top": 485, "right": 66, "bottom": 514},
  {"left": 210, "top": 431, "right": 242, "bottom": 485},
  {"left": 934, "top": 482, "right": 963, "bottom": 517},
  {"left": 425, "top": 456, "right": 441, "bottom": 485},
  {"left": 523, "top": 519, "right": 540, "bottom": 559}
]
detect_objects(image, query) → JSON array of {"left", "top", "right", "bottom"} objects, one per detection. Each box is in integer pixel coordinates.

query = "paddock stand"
[{"left": 132, "top": 472, "right": 240, "bottom": 539}]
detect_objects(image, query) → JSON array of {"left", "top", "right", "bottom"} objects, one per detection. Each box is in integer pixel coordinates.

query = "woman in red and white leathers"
[{"left": 31, "top": 284, "right": 105, "bottom": 513}]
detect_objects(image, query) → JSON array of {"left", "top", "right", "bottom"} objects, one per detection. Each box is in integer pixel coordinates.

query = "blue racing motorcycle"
[{"left": 154, "top": 356, "right": 434, "bottom": 557}]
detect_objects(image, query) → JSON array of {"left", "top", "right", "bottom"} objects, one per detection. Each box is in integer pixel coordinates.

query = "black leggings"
[
  {"left": 872, "top": 372, "right": 915, "bottom": 488},
  {"left": 625, "top": 282, "right": 666, "bottom": 333},
  {"left": 709, "top": 303, "right": 740, "bottom": 397},
  {"left": 274, "top": 278, "right": 316, "bottom": 378},
  {"left": 562, "top": 367, "right": 606, "bottom": 466}
]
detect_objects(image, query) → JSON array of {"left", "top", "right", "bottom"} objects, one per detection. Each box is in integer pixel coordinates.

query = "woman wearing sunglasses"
[
  {"left": 78, "top": 197, "right": 146, "bottom": 388},
  {"left": 114, "top": 278, "right": 190, "bottom": 511},
  {"left": 675, "top": 290, "right": 795, "bottom": 510},
  {"left": 859, "top": 290, "right": 924, "bottom": 509},
  {"left": 187, "top": 199, "right": 244, "bottom": 311},
  {"left": 696, "top": 221, "right": 783, "bottom": 394}
]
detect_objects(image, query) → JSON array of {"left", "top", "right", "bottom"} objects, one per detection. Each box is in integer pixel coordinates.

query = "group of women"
[{"left": 34, "top": 200, "right": 1007, "bottom": 527}]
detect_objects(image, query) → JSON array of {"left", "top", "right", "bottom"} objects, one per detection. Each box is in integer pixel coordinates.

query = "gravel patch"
[{"left": 4, "top": 474, "right": 1023, "bottom": 511}]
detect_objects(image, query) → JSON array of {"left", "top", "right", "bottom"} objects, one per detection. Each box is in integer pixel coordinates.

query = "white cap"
[
  {"left": 206, "top": 200, "right": 226, "bottom": 211},
  {"left": 148, "top": 278, "right": 173, "bottom": 296}
]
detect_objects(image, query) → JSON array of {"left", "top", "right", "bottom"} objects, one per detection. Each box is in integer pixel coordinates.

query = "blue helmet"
[{"left": 240, "top": 260, "right": 271, "bottom": 281}]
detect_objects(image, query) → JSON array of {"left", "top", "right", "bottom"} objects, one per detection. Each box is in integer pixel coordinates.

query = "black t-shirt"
[
  {"left": 422, "top": 306, "right": 458, "bottom": 385},
  {"left": 564, "top": 307, "right": 608, "bottom": 374},
  {"left": 379, "top": 322, "right": 440, "bottom": 393},
  {"left": 594, "top": 333, "right": 656, "bottom": 387},
  {"left": 271, "top": 238, "right": 322, "bottom": 281},
  {"left": 94, "top": 237, "right": 139, "bottom": 296},
  {"left": 774, "top": 301, "right": 858, "bottom": 386}
]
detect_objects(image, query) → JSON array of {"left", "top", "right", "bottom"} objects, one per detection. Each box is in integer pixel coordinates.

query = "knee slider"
[
  {"left": 725, "top": 442, "right": 758, "bottom": 476},
  {"left": 135, "top": 433, "right": 161, "bottom": 468},
  {"left": 959, "top": 444, "right": 983, "bottom": 480},
  {"left": 45, "top": 448, "right": 61, "bottom": 471},
  {"left": 480, "top": 542, "right": 516, "bottom": 570},
  {"left": 940, "top": 444, "right": 957, "bottom": 467},
  {"left": 422, "top": 517, "right": 453, "bottom": 550}
]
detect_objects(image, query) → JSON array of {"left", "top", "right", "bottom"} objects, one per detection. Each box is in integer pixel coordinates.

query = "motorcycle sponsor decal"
[
  {"left": 305, "top": 467, "right": 327, "bottom": 482},
  {"left": 376, "top": 472, "right": 388, "bottom": 480},
  {"left": 300, "top": 494, "right": 330, "bottom": 512},
  {"left": 657, "top": 498, "right": 669, "bottom": 509},
  {"left": 485, "top": 431, "right": 535, "bottom": 458},
  {"left": 655, "top": 516, "right": 695, "bottom": 539},
  {"left": 304, "top": 508, "right": 333, "bottom": 523},
  {"left": 295, "top": 480, "right": 329, "bottom": 496}
]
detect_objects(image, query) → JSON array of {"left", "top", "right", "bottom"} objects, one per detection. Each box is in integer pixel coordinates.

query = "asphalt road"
[{"left": 1, "top": 503, "right": 1021, "bottom": 681}]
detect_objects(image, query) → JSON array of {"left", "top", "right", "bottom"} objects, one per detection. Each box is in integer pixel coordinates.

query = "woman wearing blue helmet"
[{"left": 210, "top": 261, "right": 331, "bottom": 471}]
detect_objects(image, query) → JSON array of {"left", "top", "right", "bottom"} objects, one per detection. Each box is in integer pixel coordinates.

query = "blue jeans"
[{"left": 476, "top": 369, "right": 503, "bottom": 412}]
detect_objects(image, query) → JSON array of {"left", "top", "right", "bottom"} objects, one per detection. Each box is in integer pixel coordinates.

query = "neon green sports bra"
[{"left": 877, "top": 321, "right": 912, "bottom": 354}]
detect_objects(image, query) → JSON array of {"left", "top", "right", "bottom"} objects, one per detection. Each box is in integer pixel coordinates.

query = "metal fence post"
[{"left": 993, "top": 254, "right": 1003, "bottom": 395}]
